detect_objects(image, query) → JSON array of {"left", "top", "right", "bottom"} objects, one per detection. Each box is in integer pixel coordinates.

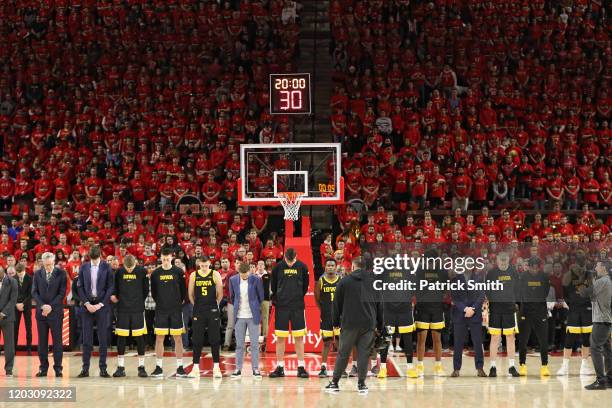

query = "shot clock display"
[{"left": 270, "top": 73, "right": 311, "bottom": 115}]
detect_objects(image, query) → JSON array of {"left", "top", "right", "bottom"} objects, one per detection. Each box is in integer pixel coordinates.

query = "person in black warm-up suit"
[{"left": 31, "top": 252, "right": 67, "bottom": 377}]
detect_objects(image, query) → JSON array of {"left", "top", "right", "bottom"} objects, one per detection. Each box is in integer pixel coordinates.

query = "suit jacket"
[
  {"left": 229, "top": 274, "right": 264, "bottom": 324},
  {"left": 16, "top": 273, "right": 32, "bottom": 306},
  {"left": 0, "top": 275, "right": 18, "bottom": 322},
  {"left": 450, "top": 272, "right": 485, "bottom": 323},
  {"left": 31, "top": 267, "right": 67, "bottom": 320},
  {"left": 76, "top": 260, "right": 114, "bottom": 307}
]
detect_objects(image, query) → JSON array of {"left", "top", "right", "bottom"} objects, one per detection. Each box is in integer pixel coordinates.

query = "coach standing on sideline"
[
  {"left": 76, "top": 246, "right": 114, "bottom": 378},
  {"left": 449, "top": 267, "right": 487, "bottom": 377},
  {"left": 31, "top": 252, "right": 66, "bottom": 377},
  {"left": 325, "top": 257, "right": 383, "bottom": 394},
  {"left": 0, "top": 266, "right": 18, "bottom": 376},
  {"left": 580, "top": 260, "right": 612, "bottom": 390}
]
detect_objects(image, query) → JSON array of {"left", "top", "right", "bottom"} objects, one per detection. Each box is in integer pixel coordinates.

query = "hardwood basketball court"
[{"left": 1, "top": 352, "right": 608, "bottom": 407}]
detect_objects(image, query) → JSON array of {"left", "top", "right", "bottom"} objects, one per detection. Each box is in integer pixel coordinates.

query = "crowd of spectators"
[
  {"left": 330, "top": 0, "right": 610, "bottom": 213},
  {"left": 0, "top": 0, "right": 302, "bottom": 348}
]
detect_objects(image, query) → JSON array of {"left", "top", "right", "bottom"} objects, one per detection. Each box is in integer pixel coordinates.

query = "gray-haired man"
[{"left": 580, "top": 260, "right": 612, "bottom": 390}]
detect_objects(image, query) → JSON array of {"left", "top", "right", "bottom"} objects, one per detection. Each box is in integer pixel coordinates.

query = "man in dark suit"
[
  {"left": 0, "top": 265, "right": 18, "bottom": 376},
  {"left": 76, "top": 245, "right": 114, "bottom": 378},
  {"left": 449, "top": 268, "right": 487, "bottom": 377},
  {"left": 31, "top": 252, "right": 67, "bottom": 377},
  {"left": 14, "top": 263, "right": 32, "bottom": 353}
]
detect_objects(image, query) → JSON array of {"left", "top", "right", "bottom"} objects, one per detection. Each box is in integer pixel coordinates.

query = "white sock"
[
  {"left": 278, "top": 361, "right": 284, "bottom": 368},
  {"left": 176, "top": 359, "right": 183, "bottom": 368},
  {"left": 417, "top": 361, "right": 424, "bottom": 367},
  {"left": 508, "top": 359, "right": 515, "bottom": 368},
  {"left": 435, "top": 361, "right": 442, "bottom": 367},
  {"left": 298, "top": 360, "right": 305, "bottom": 368},
  {"left": 156, "top": 359, "right": 163, "bottom": 368},
  {"left": 490, "top": 361, "right": 497, "bottom": 368},
  {"left": 352, "top": 362, "right": 357, "bottom": 368},
  {"left": 321, "top": 363, "right": 326, "bottom": 369},
  {"left": 118, "top": 356, "right": 125, "bottom": 367},
  {"left": 213, "top": 362, "right": 219, "bottom": 369},
  {"left": 381, "top": 362, "right": 386, "bottom": 370},
  {"left": 561, "top": 358, "right": 569, "bottom": 367},
  {"left": 407, "top": 363, "right": 414, "bottom": 369},
  {"left": 138, "top": 357, "right": 145, "bottom": 367}
]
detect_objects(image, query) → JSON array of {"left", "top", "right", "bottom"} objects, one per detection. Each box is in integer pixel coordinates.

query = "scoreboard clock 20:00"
[{"left": 270, "top": 73, "right": 311, "bottom": 115}]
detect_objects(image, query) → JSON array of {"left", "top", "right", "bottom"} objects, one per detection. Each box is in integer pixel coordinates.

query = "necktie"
[{"left": 46, "top": 271, "right": 52, "bottom": 282}]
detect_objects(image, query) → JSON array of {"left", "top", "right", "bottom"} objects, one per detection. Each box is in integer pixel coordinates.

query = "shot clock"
[{"left": 270, "top": 73, "right": 311, "bottom": 115}]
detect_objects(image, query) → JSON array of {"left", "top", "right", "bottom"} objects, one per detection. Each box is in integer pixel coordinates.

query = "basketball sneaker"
[
  {"left": 434, "top": 363, "right": 445, "bottom": 377},
  {"left": 318, "top": 367, "right": 328, "bottom": 378},
  {"left": 556, "top": 363, "right": 569, "bottom": 376},
  {"left": 213, "top": 366, "right": 222, "bottom": 379},
  {"left": 357, "top": 382, "right": 368, "bottom": 395},
  {"left": 406, "top": 367, "right": 418, "bottom": 378},
  {"left": 297, "top": 366, "right": 309, "bottom": 378},
  {"left": 580, "top": 360, "right": 595, "bottom": 376},
  {"left": 150, "top": 366, "right": 164, "bottom": 378},
  {"left": 540, "top": 366, "right": 550, "bottom": 377},
  {"left": 231, "top": 370, "right": 241, "bottom": 379},
  {"left": 518, "top": 364, "right": 527, "bottom": 376},
  {"left": 176, "top": 366, "right": 188, "bottom": 378},
  {"left": 348, "top": 365, "right": 358, "bottom": 377},
  {"left": 253, "top": 370, "right": 263, "bottom": 380},
  {"left": 508, "top": 366, "right": 520, "bottom": 377},
  {"left": 488, "top": 366, "right": 497, "bottom": 377},
  {"left": 324, "top": 381, "right": 340, "bottom": 393},
  {"left": 377, "top": 367, "right": 387, "bottom": 379},
  {"left": 269, "top": 366, "right": 285, "bottom": 378},
  {"left": 138, "top": 366, "right": 148, "bottom": 378},
  {"left": 186, "top": 367, "right": 201, "bottom": 378},
  {"left": 416, "top": 363, "right": 425, "bottom": 377},
  {"left": 112, "top": 367, "right": 126, "bottom": 378}
]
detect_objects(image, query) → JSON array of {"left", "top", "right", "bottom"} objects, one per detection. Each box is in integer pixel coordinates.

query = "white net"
[{"left": 278, "top": 192, "right": 304, "bottom": 221}]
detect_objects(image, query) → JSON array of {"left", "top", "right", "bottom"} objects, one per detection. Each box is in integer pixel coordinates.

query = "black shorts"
[
  {"left": 275, "top": 308, "right": 306, "bottom": 338},
  {"left": 385, "top": 309, "right": 415, "bottom": 334},
  {"left": 154, "top": 310, "right": 185, "bottom": 336},
  {"left": 566, "top": 307, "right": 593, "bottom": 334},
  {"left": 415, "top": 304, "right": 445, "bottom": 330},
  {"left": 320, "top": 316, "right": 340, "bottom": 339},
  {"left": 115, "top": 311, "right": 147, "bottom": 337},
  {"left": 192, "top": 307, "right": 221, "bottom": 345},
  {"left": 488, "top": 312, "right": 518, "bottom": 335}
]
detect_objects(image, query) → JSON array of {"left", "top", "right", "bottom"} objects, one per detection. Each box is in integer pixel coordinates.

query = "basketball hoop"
[{"left": 277, "top": 192, "right": 304, "bottom": 221}]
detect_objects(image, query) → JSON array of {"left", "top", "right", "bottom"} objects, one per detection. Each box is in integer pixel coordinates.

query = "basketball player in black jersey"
[
  {"left": 187, "top": 257, "right": 223, "bottom": 378},
  {"left": 379, "top": 267, "right": 418, "bottom": 378},
  {"left": 150, "top": 248, "right": 187, "bottom": 378},
  {"left": 111, "top": 255, "right": 149, "bottom": 378},
  {"left": 315, "top": 259, "right": 340, "bottom": 377},
  {"left": 557, "top": 252, "right": 595, "bottom": 376},
  {"left": 269, "top": 248, "right": 310, "bottom": 378}
]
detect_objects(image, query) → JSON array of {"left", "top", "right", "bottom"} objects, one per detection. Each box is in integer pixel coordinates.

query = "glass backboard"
[{"left": 238, "top": 143, "right": 343, "bottom": 206}]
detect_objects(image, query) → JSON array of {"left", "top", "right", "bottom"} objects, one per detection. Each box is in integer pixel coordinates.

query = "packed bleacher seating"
[
  {"left": 329, "top": 0, "right": 610, "bottom": 215},
  {"left": 0, "top": 0, "right": 300, "bottom": 349}
]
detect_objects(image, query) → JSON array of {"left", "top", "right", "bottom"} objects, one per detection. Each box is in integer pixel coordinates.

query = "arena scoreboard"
[{"left": 270, "top": 73, "right": 311, "bottom": 115}]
